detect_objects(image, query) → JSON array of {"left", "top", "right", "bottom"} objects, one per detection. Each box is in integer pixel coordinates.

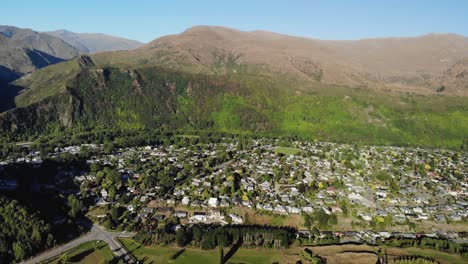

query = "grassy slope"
[
  {"left": 14, "top": 60, "right": 79, "bottom": 107},
  {"left": 4, "top": 54, "right": 468, "bottom": 149}
]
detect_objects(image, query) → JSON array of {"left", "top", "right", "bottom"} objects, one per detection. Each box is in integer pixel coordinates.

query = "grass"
[
  {"left": 402, "top": 247, "right": 468, "bottom": 264},
  {"left": 43, "top": 241, "right": 114, "bottom": 264},
  {"left": 270, "top": 214, "right": 287, "bottom": 226},
  {"left": 226, "top": 248, "right": 283, "bottom": 264},
  {"left": 119, "top": 238, "right": 285, "bottom": 264},
  {"left": 274, "top": 146, "right": 302, "bottom": 155},
  {"left": 119, "top": 238, "right": 218, "bottom": 263}
]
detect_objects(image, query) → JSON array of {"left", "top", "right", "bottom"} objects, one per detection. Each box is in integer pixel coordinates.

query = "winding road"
[{"left": 20, "top": 224, "right": 136, "bottom": 264}]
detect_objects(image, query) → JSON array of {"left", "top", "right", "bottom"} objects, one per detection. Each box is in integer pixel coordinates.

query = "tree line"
[{"left": 134, "top": 224, "right": 297, "bottom": 249}]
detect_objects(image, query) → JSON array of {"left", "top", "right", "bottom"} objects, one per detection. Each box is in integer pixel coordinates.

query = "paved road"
[{"left": 20, "top": 224, "right": 136, "bottom": 264}]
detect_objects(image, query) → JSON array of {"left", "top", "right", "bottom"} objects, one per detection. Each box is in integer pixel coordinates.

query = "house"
[
  {"left": 101, "top": 189, "right": 108, "bottom": 198},
  {"left": 137, "top": 212, "right": 149, "bottom": 219},
  {"left": 297, "top": 230, "right": 312, "bottom": 238},
  {"left": 358, "top": 212, "right": 372, "bottom": 221},
  {"left": 181, "top": 196, "right": 190, "bottom": 205},
  {"left": 229, "top": 213, "right": 243, "bottom": 224},
  {"left": 450, "top": 213, "right": 462, "bottom": 221},
  {"left": 287, "top": 206, "right": 301, "bottom": 214},
  {"left": 208, "top": 197, "right": 219, "bottom": 207},
  {"left": 208, "top": 210, "right": 224, "bottom": 220},
  {"left": 142, "top": 207, "right": 155, "bottom": 214},
  {"left": 153, "top": 215, "right": 165, "bottom": 221},
  {"left": 219, "top": 199, "right": 230, "bottom": 207},
  {"left": 173, "top": 210, "right": 188, "bottom": 218},
  {"left": 274, "top": 205, "right": 287, "bottom": 214},
  {"left": 435, "top": 214, "right": 446, "bottom": 222},
  {"left": 140, "top": 195, "right": 149, "bottom": 203},
  {"left": 96, "top": 198, "right": 109, "bottom": 206},
  {"left": 190, "top": 212, "right": 207, "bottom": 222},
  {"left": 156, "top": 207, "right": 173, "bottom": 216},
  {"left": 302, "top": 206, "right": 314, "bottom": 213}
]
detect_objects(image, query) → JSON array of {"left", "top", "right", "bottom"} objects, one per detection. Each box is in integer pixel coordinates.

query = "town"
[{"left": 1, "top": 136, "right": 466, "bottom": 248}]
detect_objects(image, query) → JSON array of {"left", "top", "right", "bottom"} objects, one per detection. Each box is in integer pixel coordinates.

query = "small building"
[
  {"left": 208, "top": 197, "right": 219, "bottom": 207},
  {"left": 190, "top": 212, "right": 207, "bottom": 222},
  {"left": 173, "top": 210, "right": 188, "bottom": 218}
]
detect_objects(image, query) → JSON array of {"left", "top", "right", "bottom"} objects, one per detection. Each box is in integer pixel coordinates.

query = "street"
[{"left": 20, "top": 224, "right": 136, "bottom": 264}]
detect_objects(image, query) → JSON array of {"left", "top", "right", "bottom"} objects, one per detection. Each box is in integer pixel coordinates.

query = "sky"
[{"left": 3, "top": 0, "right": 468, "bottom": 43}]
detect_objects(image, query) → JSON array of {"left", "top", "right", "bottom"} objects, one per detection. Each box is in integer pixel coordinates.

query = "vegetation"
[
  {"left": 44, "top": 241, "right": 115, "bottom": 264},
  {"left": 0, "top": 196, "right": 55, "bottom": 263},
  {"left": 377, "top": 237, "right": 467, "bottom": 255},
  {"left": 134, "top": 224, "right": 296, "bottom": 249},
  {"left": 1, "top": 62, "right": 467, "bottom": 149},
  {"left": 394, "top": 255, "right": 439, "bottom": 264},
  {"left": 119, "top": 238, "right": 284, "bottom": 264}
]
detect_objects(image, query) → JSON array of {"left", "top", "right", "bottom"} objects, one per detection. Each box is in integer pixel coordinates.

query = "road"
[{"left": 20, "top": 224, "right": 136, "bottom": 264}]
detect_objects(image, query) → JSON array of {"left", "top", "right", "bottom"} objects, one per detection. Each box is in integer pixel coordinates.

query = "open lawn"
[
  {"left": 304, "top": 244, "right": 468, "bottom": 264},
  {"left": 43, "top": 241, "right": 114, "bottom": 264},
  {"left": 399, "top": 247, "right": 468, "bottom": 264},
  {"left": 119, "top": 238, "right": 288, "bottom": 264},
  {"left": 274, "top": 146, "right": 302, "bottom": 155}
]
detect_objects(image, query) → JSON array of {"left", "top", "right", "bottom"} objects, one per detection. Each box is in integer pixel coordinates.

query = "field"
[
  {"left": 274, "top": 146, "right": 303, "bottom": 155},
  {"left": 43, "top": 241, "right": 114, "bottom": 264},
  {"left": 119, "top": 238, "right": 286, "bottom": 264},
  {"left": 230, "top": 207, "right": 304, "bottom": 228},
  {"left": 305, "top": 244, "right": 468, "bottom": 264},
  {"left": 118, "top": 239, "right": 468, "bottom": 264}
]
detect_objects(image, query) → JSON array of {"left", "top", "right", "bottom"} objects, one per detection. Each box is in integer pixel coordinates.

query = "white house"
[
  {"left": 229, "top": 213, "right": 243, "bottom": 224},
  {"left": 182, "top": 196, "right": 190, "bottom": 205},
  {"left": 208, "top": 197, "right": 219, "bottom": 207}
]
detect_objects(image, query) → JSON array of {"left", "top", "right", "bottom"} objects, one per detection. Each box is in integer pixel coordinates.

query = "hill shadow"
[
  {"left": 26, "top": 49, "right": 65, "bottom": 69},
  {"left": 0, "top": 83, "right": 24, "bottom": 112}
]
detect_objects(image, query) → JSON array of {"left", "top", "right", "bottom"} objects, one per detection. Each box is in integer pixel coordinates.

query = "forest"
[{"left": 0, "top": 196, "right": 55, "bottom": 263}]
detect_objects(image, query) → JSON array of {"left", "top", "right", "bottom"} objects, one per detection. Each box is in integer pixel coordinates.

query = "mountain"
[
  {"left": 46, "top": 29, "right": 144, "bottom": 53},
  {"left": 0, "top": 25, "right": 81, "bottom": 111},
  {"left": 0, "top": 26, "right": 80, "bottom": 80},
  {"left": 1, "top": 26, "right": 467, "bottom": 148}
]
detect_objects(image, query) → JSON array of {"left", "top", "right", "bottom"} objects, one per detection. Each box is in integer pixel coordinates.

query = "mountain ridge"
[
  {"left": 1, "top": 26, "right": 467, "bottom": 148},
  {"left": 46, "top": 29, "right": 144, "bottom": 53}
]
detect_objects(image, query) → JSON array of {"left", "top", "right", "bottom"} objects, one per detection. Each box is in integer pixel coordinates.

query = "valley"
[{"left": 1, "top": 4, "right": 468, "bottom": 263}]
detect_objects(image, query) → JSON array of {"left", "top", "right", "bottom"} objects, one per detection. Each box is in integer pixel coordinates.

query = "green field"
[
  {"left": 119, "top": 238, "right": 284, "bottom": 264},
  {"left": 43, "top": 241, "right": 114, "bottom": 264},
  {"left": 402, "top": 247, "right": 468, "bottom": 264},
  {"left": 274, "top": 146, "right": 302, "bottom": 155}
]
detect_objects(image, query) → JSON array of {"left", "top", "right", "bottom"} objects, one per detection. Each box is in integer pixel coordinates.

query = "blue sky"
[{"left": 3, "top": 0, "right": 467, "bottom": 43}]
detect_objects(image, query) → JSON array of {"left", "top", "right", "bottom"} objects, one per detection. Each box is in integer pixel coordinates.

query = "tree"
[
  {"left": 58, "top": 253, "right": 71, "bottom": 264},
  {"left": 219, "top": 247, "right": 225, "bottom": 264},
  {"left": 176, "top": 227, "right": 191, "bottom": 247},
  {"left": 13, "top": 242, "right": 25, "bottom": 261},
  {"left": 68, "top": 194, "right": 83, "bottom": 218},
  {"left": 303, "top": 213, "right": 312, "bottom": 230}
]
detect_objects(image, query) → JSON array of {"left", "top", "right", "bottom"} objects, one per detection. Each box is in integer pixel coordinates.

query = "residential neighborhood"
[{"left": 1, "top": 137, "right": 467, "bottom": 245}]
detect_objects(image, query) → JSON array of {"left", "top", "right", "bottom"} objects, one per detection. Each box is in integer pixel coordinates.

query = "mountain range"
[
  {"left": 0, "top": 25, "right": 144, "bottom": 110},
  {"left": 45, "top": 29, "right": 144, "bottom": 53},
  {"left": 1, "top": 26, "right": 467, "bottom": 148},
  {"left": 0, "top": 26, "right": 80, "bottom": 83}
]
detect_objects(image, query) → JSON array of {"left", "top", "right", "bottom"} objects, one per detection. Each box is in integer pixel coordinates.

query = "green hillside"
[{"left": 1, "top": 57, "right": 467, "bottom": 149}]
